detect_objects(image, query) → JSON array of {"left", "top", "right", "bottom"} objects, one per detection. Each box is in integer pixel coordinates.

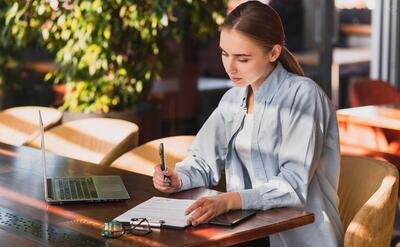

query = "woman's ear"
[{"left": 269, "top": 44, "right": 282, "bottom": 62}]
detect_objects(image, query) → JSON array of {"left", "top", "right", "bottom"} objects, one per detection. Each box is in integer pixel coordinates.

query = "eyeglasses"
[
  {"left": 129, "top": 218, "right": 152, "bottom": 236},
  {"left": 102, "top": 219, "right": 152, "bottom": 238}
]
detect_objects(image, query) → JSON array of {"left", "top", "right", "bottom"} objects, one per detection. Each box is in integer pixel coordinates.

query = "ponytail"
[{"left": 279, "top": 46, "right": 304, "bottom": 76}]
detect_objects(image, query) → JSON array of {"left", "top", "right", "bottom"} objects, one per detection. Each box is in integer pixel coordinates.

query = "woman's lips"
[{"left": 230, "top": 77, "right": 242, "bottom": 83}]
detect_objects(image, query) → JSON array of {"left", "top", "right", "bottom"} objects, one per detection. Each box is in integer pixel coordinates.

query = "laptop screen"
[{"left": 38, "top": 111, "right": 48, "bottom": 200}]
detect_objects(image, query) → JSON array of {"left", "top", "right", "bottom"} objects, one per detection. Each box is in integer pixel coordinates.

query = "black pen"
[{"left": 159, "top": 143, "right": 171, "bottom": 184}]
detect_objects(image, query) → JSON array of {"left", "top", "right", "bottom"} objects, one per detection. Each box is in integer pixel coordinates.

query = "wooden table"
[
  {"left": 337, "top": 104, "right": 400, "bottom": 130},
  {"left": 0, "top": 143, "right": 314, "bottom": 246}
]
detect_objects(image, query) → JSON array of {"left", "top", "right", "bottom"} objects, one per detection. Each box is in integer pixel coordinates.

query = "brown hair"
[{"left": 220, "top": 1, "right": 304, "bottom": 76}]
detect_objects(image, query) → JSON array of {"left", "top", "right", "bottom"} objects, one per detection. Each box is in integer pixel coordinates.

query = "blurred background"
[{"left": 0, "top": 0, "right": 397, "bottom": 144}]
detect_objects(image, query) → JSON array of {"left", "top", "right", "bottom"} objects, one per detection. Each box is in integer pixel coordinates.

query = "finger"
[
  {"left": 154, "top": 165, "right": 163, "bottom": 172},
  {"left": 153, "top": 166, "right": 163, "bottom": 178},
  {"left": 153, "top": 175, "right": 177, "bottom": 191},
  {"left": 153, "top": 177, "right": 165, "bottom": 188},
  {"left": 163, "top": 168, "right": 173, "bottom": 176},
  {"left": 154, "top": 182, "right": 173, "bottom": 193},
  {"left": 188, "top": 201, "right": 211, "bottom": 220},
  {"left": 188, "top": 206, "right": 207, "bottom": 223},
  {"left": 153, "top": 175, "right": 164, "bottom": 185},
  {"left": 154, "top": 172, "right": 172, "bottom": 187},
  {"left": 153, "top": 176, "right": 169, "bottom": 188},
  {"left": 153, "top": 183, "right": 166, "bottom": 192},
  {"left": 188, "top": 205, "right": 214, "bottom": 226},
  {"left": 163, "top": 177, "right": 172, "bottom": 186},
  {"left": 185, "top": 199, "right": 205, "bottom": 215},
  {"left": 154, "top": 170, "right": 168, "bottom": 181},
  {"left": 192, "top": 210, "right": 215, "bottom": 226}
]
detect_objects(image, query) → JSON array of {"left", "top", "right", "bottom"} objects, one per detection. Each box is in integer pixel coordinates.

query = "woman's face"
[{"left": 220, "top": 29, "right": 275, "bottom": 90}]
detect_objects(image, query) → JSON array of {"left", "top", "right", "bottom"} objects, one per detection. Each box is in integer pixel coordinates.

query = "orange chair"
[{"left": 349, "top": 79, "right": 400, "bottom": 107}]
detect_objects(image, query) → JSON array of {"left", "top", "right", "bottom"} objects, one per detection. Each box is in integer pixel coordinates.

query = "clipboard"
[
  {"left": 114, "top": 197, "right": 195, "bottom": 229},
  {"left": 129, "top": 218, "right": 189, "bottom": 230}
]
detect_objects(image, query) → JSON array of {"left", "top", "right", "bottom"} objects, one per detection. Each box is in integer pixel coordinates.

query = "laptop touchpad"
[{"left": 93, "top": 176, "right": 129, "bottom": 198}]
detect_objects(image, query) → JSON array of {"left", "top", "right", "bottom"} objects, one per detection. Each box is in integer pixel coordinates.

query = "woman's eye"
[{"left": 238, "top": 59, "right": 249, "bottom": 63}]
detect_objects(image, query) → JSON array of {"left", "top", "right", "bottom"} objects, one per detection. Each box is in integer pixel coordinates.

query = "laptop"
[{"left": 38, "top": 111, "right": 130, "bottom": 204}]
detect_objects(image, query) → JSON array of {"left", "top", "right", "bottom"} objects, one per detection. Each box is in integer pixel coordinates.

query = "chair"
[
  {"left": 27, "top": 118, "right": 139, "bottom": 166},
  {"left": 349, "top": 79, "right": 400, "bottom": 107},
  {"left": 0, "top": 106, "right": 63, "bottom": 146},
  {"left": 111, "top": 135, "right": 227, "bottom": 191},
  {"left": 338, "top": 155, "right": 399, "bottom": 247},
  {"left": 111, "top": 135, "right": 195, "bottom": 176}
]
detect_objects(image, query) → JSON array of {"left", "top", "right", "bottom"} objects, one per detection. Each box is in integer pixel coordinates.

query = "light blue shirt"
[{"left": 175, "top": 63, "right": 344, "bottom": 246}]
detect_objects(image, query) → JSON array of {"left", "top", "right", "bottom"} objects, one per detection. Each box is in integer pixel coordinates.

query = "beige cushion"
[
  {"left": 27, "top": 118, "right": 139, "bottom": 165},
  {"left": 339, "top": 155, "right": 399, "bottom": 247},
  {"left": 0, "top": 106, "right": 62, "bottom": 146},
  {"left": 111, "top": 135, "right": 195, "bottom": 176}
]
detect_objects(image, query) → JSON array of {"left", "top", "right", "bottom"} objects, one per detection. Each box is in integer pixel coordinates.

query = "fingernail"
[{"left": 193, "top": 221, "right": 197, "bottom": 226}]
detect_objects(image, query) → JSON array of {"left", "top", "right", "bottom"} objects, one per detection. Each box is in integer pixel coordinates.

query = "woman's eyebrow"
[{"left": 219, "top": 47, "right": 252, "bottom": 57}]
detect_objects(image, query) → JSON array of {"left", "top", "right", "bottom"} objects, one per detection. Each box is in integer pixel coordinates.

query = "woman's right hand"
[{"left": 153, "top": 165, "right": 182, "bottom": 193}]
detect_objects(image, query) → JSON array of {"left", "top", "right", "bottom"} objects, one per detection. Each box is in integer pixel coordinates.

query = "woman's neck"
[{"left": 250, "top": 63, "right": 276, "bottom": 92}]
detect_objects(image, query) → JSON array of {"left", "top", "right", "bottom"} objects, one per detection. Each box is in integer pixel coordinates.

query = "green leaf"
[
  {"left": 118, "top": 68, "right": 127, "bottom": 76},
  {"left": 44, "top": 72, "right": 53, "bottom": 81},
  {"left": 103, "top": 27, "right": 111, "bottom": 39}
]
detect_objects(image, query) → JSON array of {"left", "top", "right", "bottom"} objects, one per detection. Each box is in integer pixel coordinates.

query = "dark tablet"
[{"left": 209, "top": 210, "right": 256, "bottom": 226}]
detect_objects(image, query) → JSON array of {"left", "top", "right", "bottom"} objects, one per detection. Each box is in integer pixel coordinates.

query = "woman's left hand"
[{"left": 185, "top": 192, "right": 242, "bottom": 226}]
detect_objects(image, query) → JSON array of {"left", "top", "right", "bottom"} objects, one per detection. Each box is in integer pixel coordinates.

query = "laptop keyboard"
[{"left": 54, "top": 178, "right": 98, "bottom": 200}]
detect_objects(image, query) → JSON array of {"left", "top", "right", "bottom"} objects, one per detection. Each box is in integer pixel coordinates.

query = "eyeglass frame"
[
  {"left": 129, "top": 218, "right": 152, "bottom": 236},
  {"left": 102, "top": 219, "right": 152, "bottom": 238}
]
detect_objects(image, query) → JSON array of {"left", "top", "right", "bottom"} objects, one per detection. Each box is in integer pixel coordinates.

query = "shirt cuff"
[
  {"left": 175, "top": 170, "right": 191, "bottom": 192},
  {"left": 239, "top": 189, "right": 262, "bottom": 210}
]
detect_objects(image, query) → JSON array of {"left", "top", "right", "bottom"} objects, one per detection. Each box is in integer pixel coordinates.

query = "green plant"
[{"left": 1, "top": 0, "right": 226, "bottom": 113}]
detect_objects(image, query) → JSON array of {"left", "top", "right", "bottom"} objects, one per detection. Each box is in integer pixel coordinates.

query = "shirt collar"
[
  {"left": 255, "top": 62, "right": 288, "bottom": 103},
  {"left": 239, "top": 63, "right": 289, "bottom": 106}
]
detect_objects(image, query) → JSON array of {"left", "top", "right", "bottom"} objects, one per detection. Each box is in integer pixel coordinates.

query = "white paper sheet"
[{"left": 114, "top": 197, "right": 195, "bottom": 228}]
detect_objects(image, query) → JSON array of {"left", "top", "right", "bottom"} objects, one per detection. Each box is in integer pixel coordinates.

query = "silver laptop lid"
[{"left": 38, "top": 110, "right": 49, "bottom": 201}]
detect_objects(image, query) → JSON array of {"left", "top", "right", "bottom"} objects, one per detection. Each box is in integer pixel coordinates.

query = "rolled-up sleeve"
[
  {"left": 239, "top": 84, "right": 326, "bottom": 210},
  {"left": 174, "top": 103, "right": 228, "bottom": 191}
]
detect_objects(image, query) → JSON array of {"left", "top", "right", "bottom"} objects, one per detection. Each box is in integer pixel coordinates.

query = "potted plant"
[{"left": 0, "top": 0, "right": 226, "bottom": 141}]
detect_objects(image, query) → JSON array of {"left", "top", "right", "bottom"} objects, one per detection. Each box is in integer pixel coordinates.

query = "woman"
[{"left": 153, "top": 1, "right": 343, "bottom": 246}]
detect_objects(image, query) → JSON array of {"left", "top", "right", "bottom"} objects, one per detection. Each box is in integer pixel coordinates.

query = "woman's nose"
[{"left": 227, "top": 60, "right": 237, "bottom": 74}]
